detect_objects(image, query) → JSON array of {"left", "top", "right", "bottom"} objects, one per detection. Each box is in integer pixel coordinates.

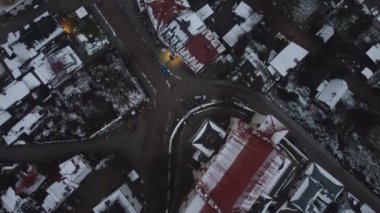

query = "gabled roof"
[
  {"left": 315, "top": 79, "right": 348, "bottom": 110},
  {"left": 290, "top": 177, "right": 323, "bottom": 212},
  {"left": 193, "top": 118, "right": 283, "bottom": 212},
  {"left": 145, "top": 0, "right": 190, "bottom": 31},
  {"left": 250, "top": 113, "right": 289, "bottom": 145},
  {"left": 93, "top": 183, "right": 142, "bottom": 213},
  {"left": 268, "top": 42, "right": 309, "bottom": 77},
  {"left": 366, "top": 43, "right": 380, "bottom": 64},
  {"left": 145, "top": 0, "right": 225, "bottom": 73},
  {"left": 304, "top": 163, "right": 344, "bottom": 201},
  {"left": 178, "top": 29, "right": 225, "bottom": 73},
  {"left": 59, "top": 155, "right": 92, "bottom": 185},
  {"left": 191, "top": 120, "right": 226, "bottom": 157},
  {"left": 0, "top": 81, "right": 30, "bottom": 110},
  {"left": 2, "top": 106, "right": 44, "bottom": 145},
  {"left": 316, "top": 24, "right": 335, "bottom": 43},
  {"left": 158, "top": 11, "right": 206, "bottom": 51}
]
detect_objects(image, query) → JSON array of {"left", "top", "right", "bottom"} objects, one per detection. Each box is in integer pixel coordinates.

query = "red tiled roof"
[
  {"left": 179, "top": 30, "right": 225, "bottom": 73},
  {"left": 146, "top": 0, "right": 189, "bottom": 30},
  {"left": 195, "top": 119, "right": 278, "bottom": 212}
]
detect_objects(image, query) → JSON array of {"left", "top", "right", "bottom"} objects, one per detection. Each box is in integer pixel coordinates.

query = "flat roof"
[
  {"left": 269, "top": 42, "right": 309, "bottom": 77},
  {"left": 0, "top": 81, "right": 30, "bottom": 110}
]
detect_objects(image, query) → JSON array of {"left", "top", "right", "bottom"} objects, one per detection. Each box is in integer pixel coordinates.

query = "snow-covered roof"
[
  {"left": 2, "top": 106, "right": 44, "bottom": 145},
  {"left": 59, "top": 155, "right": 92, "bottom": 186},
  {"left": 146, "top": 0, "right": 224, "bottom": 73},
  {"left": 304, "top": 163, "right": 344, "bottom": 201},
  {"left": 0, "top": 110, "right": 12, "bottom": 127},
  {"left": 31, "top": 12, "right": 64, "bottom": 50},
  {"left": 181, "top": 191, "right": 207, "bottom": 213},
  {"left": 42, "top": 155, "right": 91, "bottom": 212},
  {"left": 269, "top": 42, "right": 309, "bottom": 77},
  {"left": 128, "top": 170, "right": 139, "bottom": 182},
  {"left": 75, "top": 6, "right": 88, "bottom": 19},
  {"left": 234, "top": 1, "right": 253, "bottom": 20},
  {"left": 240, "top": 13, "right": 262, "bottom": 33},
  {"left": 0, "top": 0, "right": 26, "bottom": 15},
  {"left": 93, "top": 183, "right": 142, "bottom": 213},
  {"left": 0, "top": 187, "right": 22, "bottom": 213},
  {"left": 223, "top": 24, "right": 245, "bottom": 47},
  {"left": 2, "top": 42, "right": 37, "bottom": 79},
  {"left": 1, "top": 31, "right": 21, "bottom": 56},
  {"left": 360, "top": 203, "right": 375, "bottom": 213},
  {"left": 191, "top": 120, "right": 226, "bottom": 157},
  {"left": 31, "top": 46, "right": 82, "bottom": 86},
  {"left": 22, "top": 72, "right": 41, "bottom": 90},
  {"left": 158, "top": 11, "right": 207, "bottom": 50},
  {"left": 264, "top": 157, "right": 291, "bottom": 194},
  {"left": 184, "top": 118, "right": 283, "bottom": 212},
  {"left": 0, "top": 80, "right": 30, "bottom": 110},
  {"left": 42, "top": 180, "right": 75, "bottom": 213},
  {"left": 366, "top": 43, "right": 380, "bottom": 64},
  {"left": 196, "top": 4, "right": 214, "bottom": 21},
  {"left": 290, "top": 177, "right": 323, "bottom": 212},
  {"left": 232, "top": 2, "right": 262, "bottom": 33},
  {"left": 316, "top": 24, "right": 334, "bottom": 43},
  {"left": 250, "top": 113, "right": 289, "bottom": 145},
  {"left": 361, "top": 67, "right": 374, "bottom": 79},
  {"left": 315, "top": 79, "right": 348, "bottom": 110}
]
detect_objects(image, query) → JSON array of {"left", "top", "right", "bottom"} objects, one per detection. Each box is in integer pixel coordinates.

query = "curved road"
[{"left": 0, "top": 0, "right": 379, "bottom": 211}]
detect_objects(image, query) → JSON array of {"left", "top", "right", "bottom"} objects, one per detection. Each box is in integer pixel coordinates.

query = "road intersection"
[{"left": 0, "top": 0, "right": 379, "bottom": 212}]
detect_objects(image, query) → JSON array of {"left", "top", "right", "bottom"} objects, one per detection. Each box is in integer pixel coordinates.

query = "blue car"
[{"left": 160, "top": 64, "right": 171, "bottom": 77}]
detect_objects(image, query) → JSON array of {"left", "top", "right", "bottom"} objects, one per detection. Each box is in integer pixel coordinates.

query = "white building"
[
  {"left": 196, "top": 4, "right": 213, "bottom": 21},
  {"left": 366, "top": 43, "right": 380, "bottom": 64},
  {"left": 181, "top": 117, "right": 291, "bottom": 213},
  {"left": 42, "top": 155, "right": 92, "bottom": 212},
  {"left": 250, "top": 113, "right": 289, "bottom": 145},
  {"left": 1, "top": 12, "right": 63, "bottom": 79},
  {"left": 315, "top": 79, "right": 349, "bottom": 110},
  {"left": 31, "top": 46, "right": 82, "bottom": 87},
  {"left": 75, "top": 6, "right": 88, "bottom": 19},
  {"left": 287, "top": 163, "right": 344, "bottom": 212},
  {"left": 316, "top": 24, "right": 335, "bottom": 43},
  {"left": 42, "top": 180, "right": 76, "bottom": 212},
  {"left": 0, "top": 0, "right": 33, "bottom": 16},
  {"left": 1, "top": 187, "right": 22, "bottom": 213},
  {"left": 191, "top": 119, "right": 227, "bottom": 159},
  {"left": 0, "top": 110, "right": 12, "bottom": 127},
  {"left": 2, "top": 106, "right": 44, "bottom": 145},
  {"left": 93, "top": 183, "right": 142, "bottom": 213},
  {"left": 361, "top": 67, "right": 374, "bottom": 80},
  {"left": 59, "top": 155, "right": 92, "bottom": 186},
  {"left": 268, "top": 42, "right": 309, "bottom": 77},
  {"left": 223, "top": 2, "right": 262, "bottom": 47},
  {"left": 0, "top": 80, "right": 30, "bottom": 110}
]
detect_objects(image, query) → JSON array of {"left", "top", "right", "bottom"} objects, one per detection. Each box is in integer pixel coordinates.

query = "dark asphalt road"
[{"left": 0, "top": 0, "right": 380, "bottom": 212}]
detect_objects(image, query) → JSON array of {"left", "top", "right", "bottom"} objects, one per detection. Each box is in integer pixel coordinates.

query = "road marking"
[
  {"left": 173, "top": 75, "right": 183, "bottom": 81},
  {"left": 133, "top": 62, "right": 157, "bottom": 95},
  {"left": 165, "top": 80, "right": 171, "bottom": 88},
  {"left": 94, "top": 4, "right": 117, "bottom": 38}
]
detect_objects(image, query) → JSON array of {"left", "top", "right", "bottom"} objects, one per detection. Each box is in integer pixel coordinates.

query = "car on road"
[
  {"left": 160, "top": 64, "right": 171, "bottom": 78},
  {"left": 194, "top": 95, "right": 207, "bottom": 101}
]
